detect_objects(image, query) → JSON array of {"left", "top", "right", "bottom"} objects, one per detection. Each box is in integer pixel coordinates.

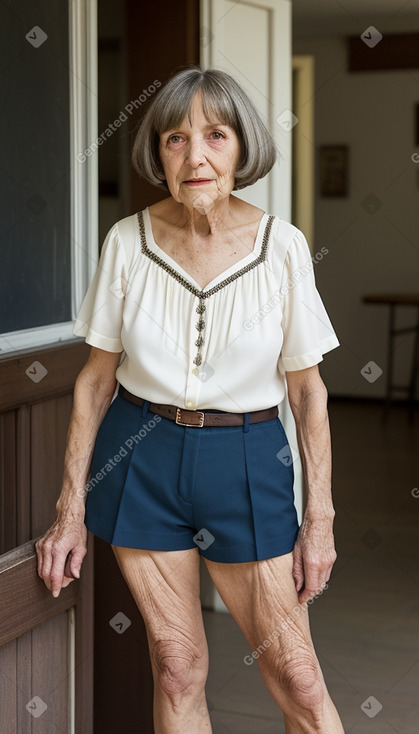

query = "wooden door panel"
[
  {"left": 0, "top": 638, "right": 17, "bottom": 734},
  {"left": 16, "top": 405, "right": 31, "bottom": 547},
  {"left": 31, "top": 612, "right": 71, "bottom": 734},
  {"left": 31, "top": 395, "right": 73, "bottom": 539},
  {"left": 0, "top": 342, "right": 89, "bottom": 556},
  {"left": 0, "top": 341, "right": 93, "bottom": 733},
  {"left": 16, "top": 634, "right": 31, "bottom": 734},
  {"left": 0, "top": 614, "right": 72, "bottom": 734},
  {"left": 0, "top": 411, "right": 17, "bottom": 554}
]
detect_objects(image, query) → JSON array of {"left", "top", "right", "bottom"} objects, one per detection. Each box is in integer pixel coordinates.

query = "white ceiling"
[{"left": 292, "top": 0, "right": 419, "bottom": 37}]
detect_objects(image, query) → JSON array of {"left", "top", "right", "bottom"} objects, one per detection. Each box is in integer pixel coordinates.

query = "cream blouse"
[{"left": 73, "top": 207, "right": 339, "bottom": 412}]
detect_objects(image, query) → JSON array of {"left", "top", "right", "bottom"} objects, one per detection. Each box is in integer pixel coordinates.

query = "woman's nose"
[{"left": 185, "top": 138, "right": 206, "bottom": 167}]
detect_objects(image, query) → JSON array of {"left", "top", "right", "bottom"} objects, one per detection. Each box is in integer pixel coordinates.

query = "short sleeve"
[
  {"left": 279, "top": 229, "right": 339, "bottom": 371},
  {"left": 73, "top": 223, "right": 126, "bottom": 352}
]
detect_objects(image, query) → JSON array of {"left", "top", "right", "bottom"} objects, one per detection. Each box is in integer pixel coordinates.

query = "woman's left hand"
[{"left": 292, "top": 515, "right": 337, "bottom": 604}]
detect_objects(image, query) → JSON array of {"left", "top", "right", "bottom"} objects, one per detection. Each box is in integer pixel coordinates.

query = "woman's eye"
[{"left": 166, "top": 131, "right": 224, "bottom": 145}]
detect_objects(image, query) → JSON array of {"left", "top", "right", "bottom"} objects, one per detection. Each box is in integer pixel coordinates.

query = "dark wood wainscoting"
[{"left": 0, "top": 339, "right": 93, "bottom": 732}]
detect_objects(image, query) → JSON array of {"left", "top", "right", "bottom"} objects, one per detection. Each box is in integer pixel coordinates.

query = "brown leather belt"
[{"left": 118, "top": 386, "right": 278, "bottom": 428}]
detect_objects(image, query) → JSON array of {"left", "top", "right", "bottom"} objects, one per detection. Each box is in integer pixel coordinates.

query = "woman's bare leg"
[
  {"left": 112, "top": 545, "right": 212, "bottom": 734},
  {"left": 204, "top": 551, "right": 344, "bottom": 733}
]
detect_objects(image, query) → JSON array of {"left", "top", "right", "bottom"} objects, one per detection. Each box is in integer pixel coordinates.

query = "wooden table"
[{"left": 363, "top": 294, "right": 419, "bottom": 421}]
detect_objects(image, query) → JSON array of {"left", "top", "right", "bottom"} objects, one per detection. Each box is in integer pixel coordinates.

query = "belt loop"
[
  {"left": 243, "top": 412, "right": 250, "bottom": 433},
  {"left": 141, "top": 399, "right": 151, "bottom": 418}
]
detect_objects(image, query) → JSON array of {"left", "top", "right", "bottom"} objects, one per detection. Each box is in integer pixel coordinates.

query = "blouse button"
[
  {"left": 185, "top": 400, "right": 193, "bottom": 408},
  {"left": 192, "top": 367, "right": 199, "bottom": 376}
]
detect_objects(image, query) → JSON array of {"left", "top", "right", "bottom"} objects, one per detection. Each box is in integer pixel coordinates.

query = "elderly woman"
[{"left": 36, "top": 67, "right": 344, "bottom": 733}]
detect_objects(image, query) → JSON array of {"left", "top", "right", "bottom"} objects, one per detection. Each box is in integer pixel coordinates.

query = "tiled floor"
[{"left": 202, "top": 400, "right": 419, "bottom": 733}]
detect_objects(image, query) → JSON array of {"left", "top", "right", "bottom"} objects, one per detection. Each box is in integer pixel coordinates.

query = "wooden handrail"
[{"left": 0, "top": 538, "right": 79, "bottom": 647}]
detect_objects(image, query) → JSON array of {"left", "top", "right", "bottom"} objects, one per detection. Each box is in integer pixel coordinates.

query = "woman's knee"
[
  {"left": 268, "top": 646, "right": 325, "bottom": 712},
  {"left": 151, "top": 638, "right": 208, "bottom": 698}
]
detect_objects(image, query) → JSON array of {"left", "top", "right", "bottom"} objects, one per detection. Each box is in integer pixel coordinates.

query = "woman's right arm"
[{"left": 35, "top": 346, "right": 122, "bottom": 597}]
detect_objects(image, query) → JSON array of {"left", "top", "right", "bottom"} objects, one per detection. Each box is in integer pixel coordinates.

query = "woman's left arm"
[{"left": 285, "top": 364, "right": 337, "bottom": 604}]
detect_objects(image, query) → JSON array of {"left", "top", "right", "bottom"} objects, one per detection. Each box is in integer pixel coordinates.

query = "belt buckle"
[{"left": 175, "top": 407, "right": 205, "bottom": 428}]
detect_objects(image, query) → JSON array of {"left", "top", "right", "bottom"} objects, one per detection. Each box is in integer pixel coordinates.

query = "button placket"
[
  {"left": 187, "top": 298, "right": 206, "bottom": 407},
  {"left": 194, "top": 297, "right": 206, "bottom": 367}
]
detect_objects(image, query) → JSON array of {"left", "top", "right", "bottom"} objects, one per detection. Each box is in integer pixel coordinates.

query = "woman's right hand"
[{"left": 35, "top": 515, "right": 87, "bottom": 598}]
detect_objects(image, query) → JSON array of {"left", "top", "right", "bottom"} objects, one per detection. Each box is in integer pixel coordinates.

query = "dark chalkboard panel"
[{"left": 0, "top": 1, "right": 71, "bottom": 333}]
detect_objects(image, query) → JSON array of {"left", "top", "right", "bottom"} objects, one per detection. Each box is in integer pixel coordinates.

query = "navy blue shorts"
[{"left": 84, "top": 391, "right": 300, "bottom": 563}]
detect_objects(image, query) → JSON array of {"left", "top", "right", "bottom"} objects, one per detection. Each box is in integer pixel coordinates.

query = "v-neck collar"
[{"left": 138, "top": 207, "right": 274, "bottom": 298}]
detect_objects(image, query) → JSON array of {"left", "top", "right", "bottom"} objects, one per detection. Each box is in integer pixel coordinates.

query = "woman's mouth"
[{"left": 183, "top": 179, "right": 213, "bottom": 186}]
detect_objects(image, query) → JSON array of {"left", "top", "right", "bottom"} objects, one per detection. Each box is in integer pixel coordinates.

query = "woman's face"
[{"left": 159, "top": 91, "right": 241, "bottom": 211}]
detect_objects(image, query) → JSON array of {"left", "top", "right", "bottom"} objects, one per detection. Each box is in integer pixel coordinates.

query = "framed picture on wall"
[{"left": 319, "top": 145, "right": 349, "bottom": 197}]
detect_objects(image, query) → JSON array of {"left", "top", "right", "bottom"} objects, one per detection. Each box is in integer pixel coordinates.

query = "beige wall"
[{"left": 293, "top": 35, "right": 419, "bottom": 398}]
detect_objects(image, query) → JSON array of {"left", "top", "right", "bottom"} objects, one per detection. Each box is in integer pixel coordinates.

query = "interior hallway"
[{"left": 202, "top": 399, "right": 419, "bottom": 733}]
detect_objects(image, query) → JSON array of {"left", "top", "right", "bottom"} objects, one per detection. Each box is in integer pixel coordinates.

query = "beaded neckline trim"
[{"left": 136, "top": 209, "right": 275, "bottom": 300}]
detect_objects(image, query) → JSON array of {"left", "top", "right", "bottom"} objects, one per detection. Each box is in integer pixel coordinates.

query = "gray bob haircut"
[{"left": 131, "top": 66, "right": 277, "bottom": 191}]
